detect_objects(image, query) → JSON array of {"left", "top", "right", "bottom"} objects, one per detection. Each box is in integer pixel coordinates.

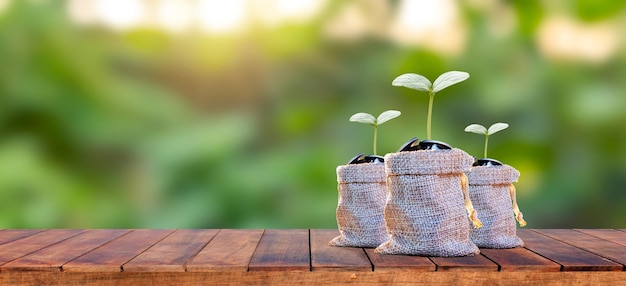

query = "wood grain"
[
  {"left": 122, "top": 229, "right": 218, "bottom": 272},
  {"left": 0, "top": 230, "right": 45, "bottom": 246},
  {"left": 518, "top": 229, "right": 622, "bottom": 271},
  {"left": 364, "top": 248, "right": 435, "bottom": 272},
  {"left": 310, "top": 229, "right": 372, "bottom": 272},
  {"left": 187, "top": 229, "right": 264, "bottom": 272},
  {"left": 535, "top": 229, "right": 626, "bottom": 267},
  {"left": 2, "top": 228, "right": 626, "bottom": 285},
  {"left": 248, "top": 229, "right": 310, "bottom": 271},
  {"left": 429, "top": 254, "right": 498, "bottom": 271},
  {"left": 1, "top": 230, "right": 129, "bottom": 272},
  {"left": 480, "top": 247, "right": 560, "bottom": 272},
  {"left": 5, "top": 270, "right": 626, "bottom": 285},
  {"left": 575, "top": 229, "right": 626, "bottom": 246},
  {"left": 63, "top": 229, "right": 175, "bottom": 272},
  {"left": 0, "top": 229, "right": 84, "bottom": 267}
]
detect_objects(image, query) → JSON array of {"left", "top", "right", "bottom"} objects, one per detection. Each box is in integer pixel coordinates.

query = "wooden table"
[{"left": 1, "top": 229, "right": 625, "bottom": 285}]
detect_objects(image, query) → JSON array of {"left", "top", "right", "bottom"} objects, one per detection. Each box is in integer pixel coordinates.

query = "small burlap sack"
[
  {"left": 375, "top": 148, "right": 482, "bottom": 257},
  {"left": 466, "top": 164, "right": 527, "bottom": 248},
  {"left": 329, "top": 162, "right": 388, "bottom": 248}
]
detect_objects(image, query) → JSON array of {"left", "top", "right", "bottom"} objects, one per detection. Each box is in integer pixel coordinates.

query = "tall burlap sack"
[
  {"left": 466, "top": 164, "right": 527, "bottom": 248},
  {"left": 375, "top": 148, "right": 482, "bottom": 257},
  {"left": 329, "top": 162, "right": 388, "bottom": 248}
]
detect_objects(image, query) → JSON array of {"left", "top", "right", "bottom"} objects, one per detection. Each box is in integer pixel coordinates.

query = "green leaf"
[
  {"left": 464, "top": 124, "right": 487, "bottom": 135},
  {"left": 432, "top": 71, "right": 469, "bottom": 93},
  {"left": 392, "top": 73, "right": 432, "bottom": 92},
  {"left": 487, "top": 123, "right": 509, "bottom": 135},
  {"left": 376, "top": 110, "right": 401, "bottom": 125},
  {"left": 349, "top": 113, "right": 376, "bottom": 125}
]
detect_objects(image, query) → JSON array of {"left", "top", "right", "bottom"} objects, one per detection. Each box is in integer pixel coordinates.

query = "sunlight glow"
[
  {"left": 156, "top": 0, "right": 193, "bottom": 33},
  {"left": 389, "top": 0, "right": 466, "bottom": 56},
  {"left": 324, "top": 1, "right": 392, "bottom": 41},
  {"left": 324, "top": 2, "right": 369, "bottom": 40},
  {"left": 197, "top": 0, "right": 247, "bottom": 33},
  {"left": 537, "top": 16, "right": 618, "bottom": 63},
  {"left": 95, "top": 0, "right": 145, "bottom": 30},
  {"left": 0, "top": 0, "right": 10, "bottom": 15},
  {"left": 253, "top": 0, "right": 324, "bottom": 26},
  {"left": 273, "top": 0, "right": 321, "bottom": 22},
  {"left": 67, "top": 0, "right": 97, "bottom": 25},
  {"left": 66, "top": 0, "right": 326, "bottom": 34}
]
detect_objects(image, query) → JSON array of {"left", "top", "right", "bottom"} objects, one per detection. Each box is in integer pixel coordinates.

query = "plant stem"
[
  {"left": 484, "top": 134, "right": 489, "bottom": 158},
  {"left": 427, "top": 91, "right": 434, "bottom": 140},
  {"left": 373, "top": 124, "right": 378, "bottom": 155}
]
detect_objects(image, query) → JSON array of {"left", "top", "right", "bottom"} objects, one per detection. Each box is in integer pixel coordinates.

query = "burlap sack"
[
  {"left": 375, "top": 148, "right": 482, "bottom": 257},
  {"left": 329, "top": 162, "right": 388, "bottom": 248},
  {"left": 466, "top": 164, "right": 526, "bottom": 248}
]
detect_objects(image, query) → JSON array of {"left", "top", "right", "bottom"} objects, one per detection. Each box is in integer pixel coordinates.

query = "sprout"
[
  {"left": 464, "top": 123, "right": 509, "bottom": 158},
  {"left": 350, "top": 110, "right": 401, "bottom": 155},
  {"left": 392, "top": 71, "right": 469, "bottom": 140}
]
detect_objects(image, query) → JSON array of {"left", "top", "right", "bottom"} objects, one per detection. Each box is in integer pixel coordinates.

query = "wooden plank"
[
  {"left": 479, "top": 247, "right": 560, "bottom": 272},
  {"left": 3, "top": 270, "right": 626, "bottom": 285},
  {"left": 4, "top": 229, "right": 626, "bottom": 282},
  {"left": 188, "top": 229, "right": 264, "bottom": 272},
  {"left": 518, "top": 229, "right": 621, "bottom": 271},
  {"left": 0, "top": 229, "right": 45, "bottom": 245},
  {"left": 248, "top": 229, "right": 309, "bottom": 271},
  {"left": 63, "top": 229, "right": 175, "bottom": 272},
  {"left": 122, "top": 229, "right": 218, "bottom": 272},
  {"left": 535, "top": 229, "right": 626, "bottom": 267},
  {"left": 364, "top": 248, "right": 435, "bottom": 272},
  {"left": 2, "top": 229, "right": 129, "bottom": 272},
  {"left": 429, "top": 255, "right": 498, "bottom": 272},
  {"left": 310, "top": 229, "right": 372, "bottom": 272},
  {"left": 0, "top": 229, "right": 84, "bottom": 266},
  {"left": 576, "top": 229, "right": 626, "bottom": 246}
]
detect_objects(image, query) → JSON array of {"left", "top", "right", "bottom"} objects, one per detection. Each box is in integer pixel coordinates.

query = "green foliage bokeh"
[{"left": 2, "top": 1, "right": 626, "bottom": 228}]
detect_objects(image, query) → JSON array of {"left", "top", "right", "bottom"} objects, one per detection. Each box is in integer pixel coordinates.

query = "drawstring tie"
[
  {"left": 509, "top": 184, "right": 527, "bottom": 227},
  {"left": 461, "top": 173, "right": 483, "bottom": 228}
]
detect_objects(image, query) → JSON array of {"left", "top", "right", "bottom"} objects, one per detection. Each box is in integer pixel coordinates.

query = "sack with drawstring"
[
  {"left": 375, "top": 148, "right": 482, "bottom": 257},
  {"left": 329, "top": 162, "right": 388, "bottom": 248},
  {"left": 466, "top": 164, "right": 526, "bottom": 248}
]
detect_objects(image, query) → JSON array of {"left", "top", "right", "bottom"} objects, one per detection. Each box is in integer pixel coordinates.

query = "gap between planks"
[
  {"left": 532, "top": 229, "right": 626, "bottom": 270},
  {"left": 3, "top": 229, "right": 625, "bottom": 274}
]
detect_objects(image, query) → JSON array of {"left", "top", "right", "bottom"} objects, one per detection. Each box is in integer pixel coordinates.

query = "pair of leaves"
[
  {"left": 464, "top": 123, "right": 509, "bottom": 135},
  {"left": 349, "top": 110, "right": 401, "bottom": 126},
  {"left": 392, "top": 71, "right": 469, "bottom": 94}
]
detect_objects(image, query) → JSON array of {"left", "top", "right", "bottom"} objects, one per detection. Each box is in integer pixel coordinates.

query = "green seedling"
[
  {"left": 464, "top": 123, "right": 509, "bottom": 158},
  {"left": 392, "top": 71, "right": 469, "bottom": 140},
  {"left": 350, "top": 110, "right": 401, "bottom": 155}
]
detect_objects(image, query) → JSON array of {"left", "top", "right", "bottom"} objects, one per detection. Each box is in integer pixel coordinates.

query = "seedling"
[
  {"left": 392, "top": 71, "right": 469, "bottom": 140},
  {"left": 464, "top": 122, "right": 509, "bottom": 159},
  {"left": 349, "top": 110, "right": 401, "bottom": 156}
]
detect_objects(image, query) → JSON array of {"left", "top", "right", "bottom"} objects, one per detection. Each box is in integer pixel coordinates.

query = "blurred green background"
[{"left": 1, "top": 0, "right": 626, "bottom": 229}]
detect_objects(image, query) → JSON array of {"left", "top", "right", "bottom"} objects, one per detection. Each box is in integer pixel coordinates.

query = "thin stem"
[
  {"left": 373, "top": 124, "right": 378, "bottom": 155},
  {"left": 484, "top": 134, "right": 489, "bottom": 158},
  {"left": 427, "top": 92, "right": 434, "bottom": 140}
]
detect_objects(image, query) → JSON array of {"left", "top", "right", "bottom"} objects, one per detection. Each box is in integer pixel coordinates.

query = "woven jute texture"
[
  {"left": 466, "top": 164, "right": 524, "bottom": 248},
  {"left": 329, "top": 162, "right": 388, "bottom": 248},
  {"left": 375, "top": 148, "right": 480, "bottom": 257}
]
